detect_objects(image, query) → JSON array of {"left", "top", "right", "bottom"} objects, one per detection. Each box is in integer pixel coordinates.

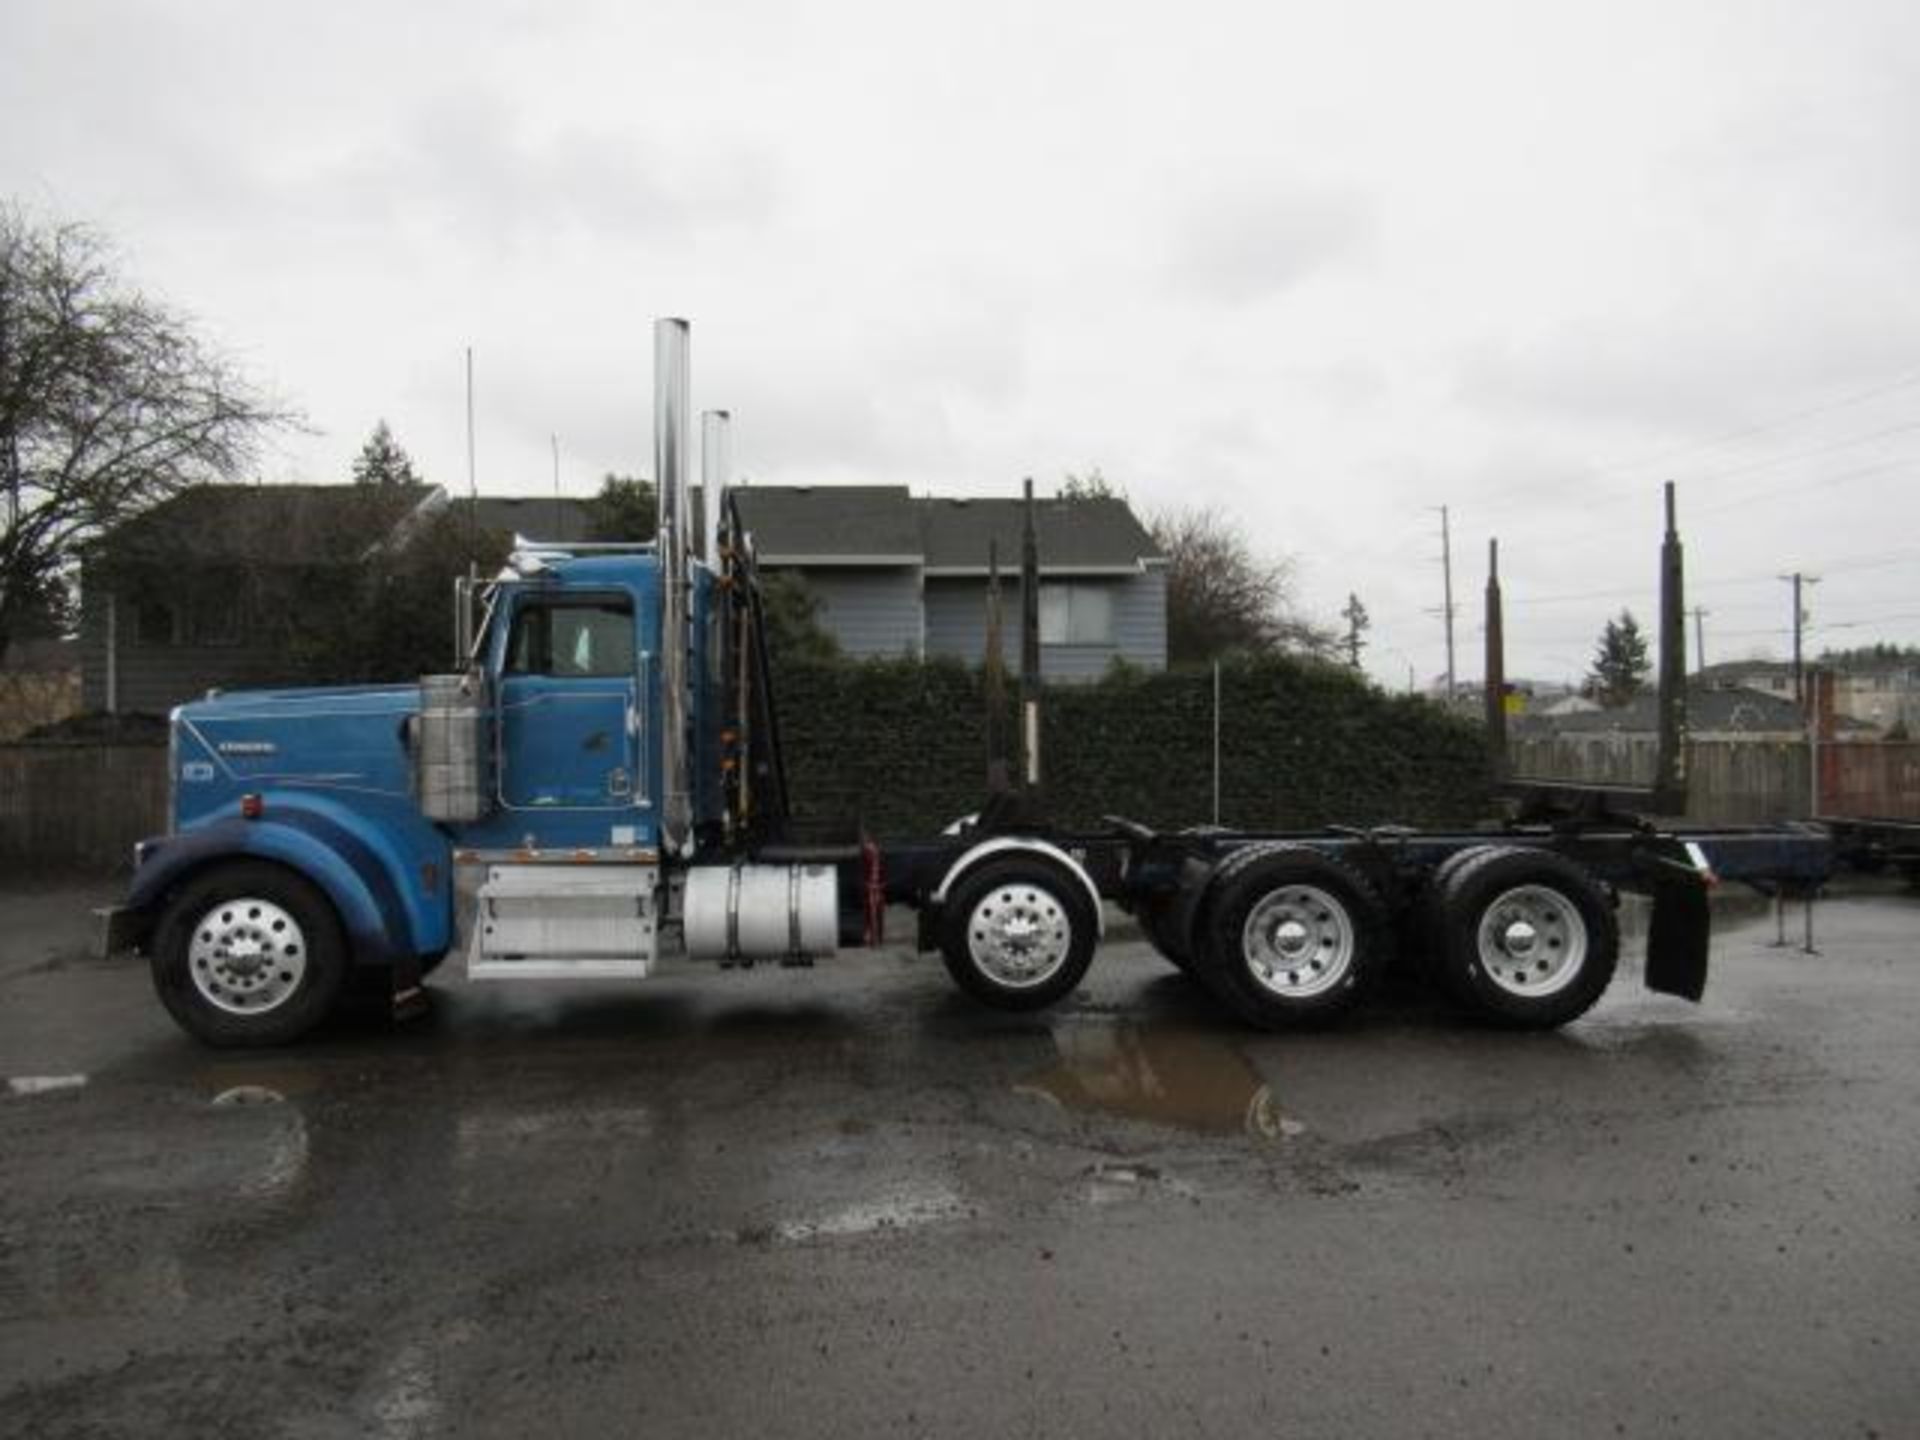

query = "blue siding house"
[{"left": 730, "top": 486, "right": 1167, "bottom": 680}]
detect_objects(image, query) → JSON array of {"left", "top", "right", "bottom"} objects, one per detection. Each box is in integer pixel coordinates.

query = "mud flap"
[{"left": 1645, "top": 878, "right": 1711, "bottom": 1001}]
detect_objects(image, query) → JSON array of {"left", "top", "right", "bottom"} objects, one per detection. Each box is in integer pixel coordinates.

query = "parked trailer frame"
[
  {"left": 876, "top": 810, "right": 1832, "bottom": 1031},
  {"left": 1820, "top": 816, "right": 1920, "bottom": 885}
]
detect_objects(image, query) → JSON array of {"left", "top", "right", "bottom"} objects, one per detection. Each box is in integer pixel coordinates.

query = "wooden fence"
[
  {"left": 1512, "top": 735, "right": 1920, "bottom": 824},
  {"left": 0, "top": 742, "right": 169, "bottom": 871}
]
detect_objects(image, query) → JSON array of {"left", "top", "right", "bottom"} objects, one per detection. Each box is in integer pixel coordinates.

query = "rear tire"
[
  {"left": 1197, "top": 845, "right": 1390, "bottom": 1029},
  {"left": 1410, "top": 844, "right": 1503, "bottom": 999},
  {"left": 151, "top": 861, "right": 349, "bottom": 1047},
  {"left": 939, "top": 858, "right": 1099, "bottom": 1011},
  {"left": 1431, "top": 847, "right": 1618, "bottom": 1028}
]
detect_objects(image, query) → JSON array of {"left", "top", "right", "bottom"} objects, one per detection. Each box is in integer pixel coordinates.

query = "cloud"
[{"left": 1166, "top": 181, "right": 1374, "bottom": 304}]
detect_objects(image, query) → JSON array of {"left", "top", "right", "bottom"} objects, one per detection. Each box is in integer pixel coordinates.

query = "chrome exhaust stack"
[
  {"left": 701, "top": 409, "right": 731, "bottom": 572},
  {"left": 655, "top": 318, "right": 694, "bottom": 854}
]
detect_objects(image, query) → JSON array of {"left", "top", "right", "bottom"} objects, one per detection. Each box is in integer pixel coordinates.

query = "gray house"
[
  {"left": 80, "top": 484, "right": 595, "bottom": 716},
  {"left": 731, "top": 486, "right": 1167, "bottom": 680}
]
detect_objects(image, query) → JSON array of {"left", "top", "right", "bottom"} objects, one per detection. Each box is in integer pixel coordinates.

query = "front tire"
[
  {"left": 151, "top": 861, "right": 349, "bottom": 1047},
  {"left": 939, "top": 858, "right": 1099, "bottom": 1011}
]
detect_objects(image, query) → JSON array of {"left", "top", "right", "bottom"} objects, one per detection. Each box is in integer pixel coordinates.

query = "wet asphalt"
[{"left": 2, "top": 878, "right": 1917, "bottom": 1439}]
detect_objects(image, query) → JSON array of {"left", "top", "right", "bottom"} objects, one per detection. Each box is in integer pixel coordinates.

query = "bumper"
[{"left": 95, "top": 905, "right": 147, "bottom": 959}]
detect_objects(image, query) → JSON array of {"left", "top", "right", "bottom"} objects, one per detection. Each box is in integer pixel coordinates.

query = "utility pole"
[
  {"left": 551, "top": 432, "right": 562, "bottom": 541},
  {"left": 1428, "top": 505, "right": 1457, "bottom": 702},
  {"left": 1778, "top": 572, "right": 1820, "bottom": 706},
  {"left": 1019, "top": 478, "right": 1042, "bottom": 792},
  {"left": 1484, "top": 538, "right": 1507, "bottom": 784},
  {"left": 464, "top": 346, "right": 478, "bottom": 564},
  {"left": 1691, "top": 606, "right": 1709, "bottom": 676},
  {"left": 1340, "top": 592, "right": 1368, "bottom": 669}
]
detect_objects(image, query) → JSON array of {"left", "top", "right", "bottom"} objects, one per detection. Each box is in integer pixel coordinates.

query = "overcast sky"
[{"left": 5, "top": 0, "right": 1917, "bottom": 688}]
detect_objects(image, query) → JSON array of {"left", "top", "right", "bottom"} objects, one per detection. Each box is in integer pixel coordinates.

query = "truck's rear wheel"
[
  {"left": 939, "top": 857, "right": 1098, "bottom": 1011},
  {"left": 151, "top": 861, "right": 349, "bottom": 1047},
  {"left": 1431, "top": 847, "right": 1618, "bottom": 1028},
  {"left": 1409, "top": 844, "right": 1501, "bottom": 996},
  {"left": 1198, "top": 845, "right": 1389, "bottom": 1028}
]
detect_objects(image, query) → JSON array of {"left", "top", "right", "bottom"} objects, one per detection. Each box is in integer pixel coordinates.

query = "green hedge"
[{"left": 772, "top": 654, "right": 1491, "bottom": 839}]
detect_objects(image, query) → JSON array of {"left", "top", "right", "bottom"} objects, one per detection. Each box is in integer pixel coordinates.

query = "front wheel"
[
  {"left": 150, "top": 861, "right": 350, "bottom": 1047},
  {"left": 938, "top": 858, "right": 1099, "bottom": 1011}
]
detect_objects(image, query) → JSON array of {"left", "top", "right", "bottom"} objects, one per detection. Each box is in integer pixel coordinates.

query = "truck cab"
[{"left": 110, "top": 320, "right": 876, "bottom": 1045}]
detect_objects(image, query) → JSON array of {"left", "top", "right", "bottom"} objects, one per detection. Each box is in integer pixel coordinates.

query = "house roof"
[
  {"left": 93, "top": 483, "right": 435, "bottom": 565},
  {"left": 916, "top": 495, "right": 1162, "bottom": 574},
  {"left": 464, "top": 494, "right": 596, "bottom": 544},
  {"left": 93, "top": 483, "right": 600, "bottom": 567},
  {"left": 730, "top": 486, "right": 921, "bottom": 564},
  {"left": 728, "top": 485, "right": 1164, "bottom": 572},
  {"left": 1541, "top": 683, "right": 1869, "bottom": 734},
  {"left": 1698, "top": 659, "right": 1793, "bottom": 681}
]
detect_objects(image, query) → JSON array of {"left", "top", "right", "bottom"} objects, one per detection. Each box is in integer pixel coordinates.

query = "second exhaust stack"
[{"left": 655, "top": 317, "right": 693, "bottom": 854}]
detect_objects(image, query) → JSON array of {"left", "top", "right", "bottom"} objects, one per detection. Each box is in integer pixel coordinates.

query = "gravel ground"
[{"left": 1, "top": 875, "right": 1916, "bottom": 1439}]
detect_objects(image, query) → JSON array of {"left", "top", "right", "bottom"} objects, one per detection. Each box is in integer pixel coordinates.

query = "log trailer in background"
[{"left": 104, "top": 319, "right": 1833, "bottom": 1047}]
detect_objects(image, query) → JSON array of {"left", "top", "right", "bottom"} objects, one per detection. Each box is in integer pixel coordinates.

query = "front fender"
[{"left": 126, "top": 806, "right": 451, "bottom": 967}]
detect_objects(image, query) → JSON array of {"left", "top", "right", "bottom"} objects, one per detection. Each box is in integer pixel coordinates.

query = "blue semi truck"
[{"left": 103, "top": 319, "right": 1832, "bottom": 1047}]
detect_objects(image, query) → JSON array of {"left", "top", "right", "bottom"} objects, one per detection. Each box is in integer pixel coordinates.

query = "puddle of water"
[
  {"left": 1016, "top": 1020, "right": 1304, "bottom": 1139},
  {"left": 7, "top": 1074, "right": 88, "bottom": 1096},
  {"left": 455, "top": 1103, "right": 654, "bottom": 1158},
  {"left": 770, "top": 1181, "right": 968, "bottom": 1243}
]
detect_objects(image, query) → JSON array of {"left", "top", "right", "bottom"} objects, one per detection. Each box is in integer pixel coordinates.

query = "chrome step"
[{"left": 466, "top": 863, "right": 659, "bottom": 980}]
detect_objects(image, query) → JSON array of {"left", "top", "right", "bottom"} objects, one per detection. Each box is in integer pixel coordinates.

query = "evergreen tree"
[
  {"left": 584, "top": 472, "right": 657, "bottom": 541},
  {"left": 351, "top": 420, "right": 420, "bottom": 486},
  {"left": 1586, "top": 609, "right": 1650, "bottom": 707}
]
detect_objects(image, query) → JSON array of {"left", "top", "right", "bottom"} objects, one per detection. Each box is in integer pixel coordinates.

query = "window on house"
[
  {"left": 506, "top": 598, "right": 636, "bottom": 678},
  {"left": 1039, "top": 584, "right": 1115, "bottom": 646},
  {"left": 136, "top": 599, "right": 178, "bottom": 646},
  {"left": 186, "top": 595, "right": 242, "bottom": 646}
]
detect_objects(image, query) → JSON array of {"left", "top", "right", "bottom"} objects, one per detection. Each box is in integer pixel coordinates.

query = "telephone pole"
[
  {"left": 1428, "top": 505, "right": 1457, "bottom": 702},
  {"left": 1778, "top": 572, "right": 1820, "bottom": 706},
  {"left": 1691, "top": 606, "right": 1709, "bottom": 676}
]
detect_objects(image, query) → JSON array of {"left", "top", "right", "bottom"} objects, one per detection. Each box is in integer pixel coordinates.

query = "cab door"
[{"left": 496, "top": 593, "right": 641, "bottom": 814}]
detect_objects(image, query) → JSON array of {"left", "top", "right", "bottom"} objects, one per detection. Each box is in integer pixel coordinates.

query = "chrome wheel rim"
[
  {"left": 1240, "top": 884, "right": 1354, "bottom": 998},
  {"left": 188, "top": 897, "right": 308, "bottom": 1015},
  {"left": 1476, "top": 885, "right": 1587, "bottom": 997},
  {"left": 967, "top": 884, "right": 1072, "bottom": 989}
]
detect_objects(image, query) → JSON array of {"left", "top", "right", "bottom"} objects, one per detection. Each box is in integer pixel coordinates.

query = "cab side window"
[{"left": 505, "top": 599, "right": 636, "bottom": 678}]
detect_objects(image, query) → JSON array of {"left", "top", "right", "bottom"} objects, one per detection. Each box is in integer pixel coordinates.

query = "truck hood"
[{"left": 174, "top": 683, "right": 420, "bottom": 811}]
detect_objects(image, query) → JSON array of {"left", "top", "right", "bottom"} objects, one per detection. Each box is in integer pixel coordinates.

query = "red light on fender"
[{"left": 240, "top": 793, "right": 264, "bottom": 820}]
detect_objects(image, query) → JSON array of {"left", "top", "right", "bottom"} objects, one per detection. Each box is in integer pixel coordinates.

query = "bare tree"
[
  {"left": 1149, "top": 505, "right": 1336, "bottom": 664},
  {"left": 0, "top": 203, "right": 291, "bottom": 663}
]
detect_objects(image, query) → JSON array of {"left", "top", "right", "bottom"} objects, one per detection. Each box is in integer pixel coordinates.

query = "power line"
[
  {"left": 1579, "top": 367, "right": 1920, "bottom": 479},
  {"left": 1469, "top": 367, "right": 1920, "bottom": 518}
]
